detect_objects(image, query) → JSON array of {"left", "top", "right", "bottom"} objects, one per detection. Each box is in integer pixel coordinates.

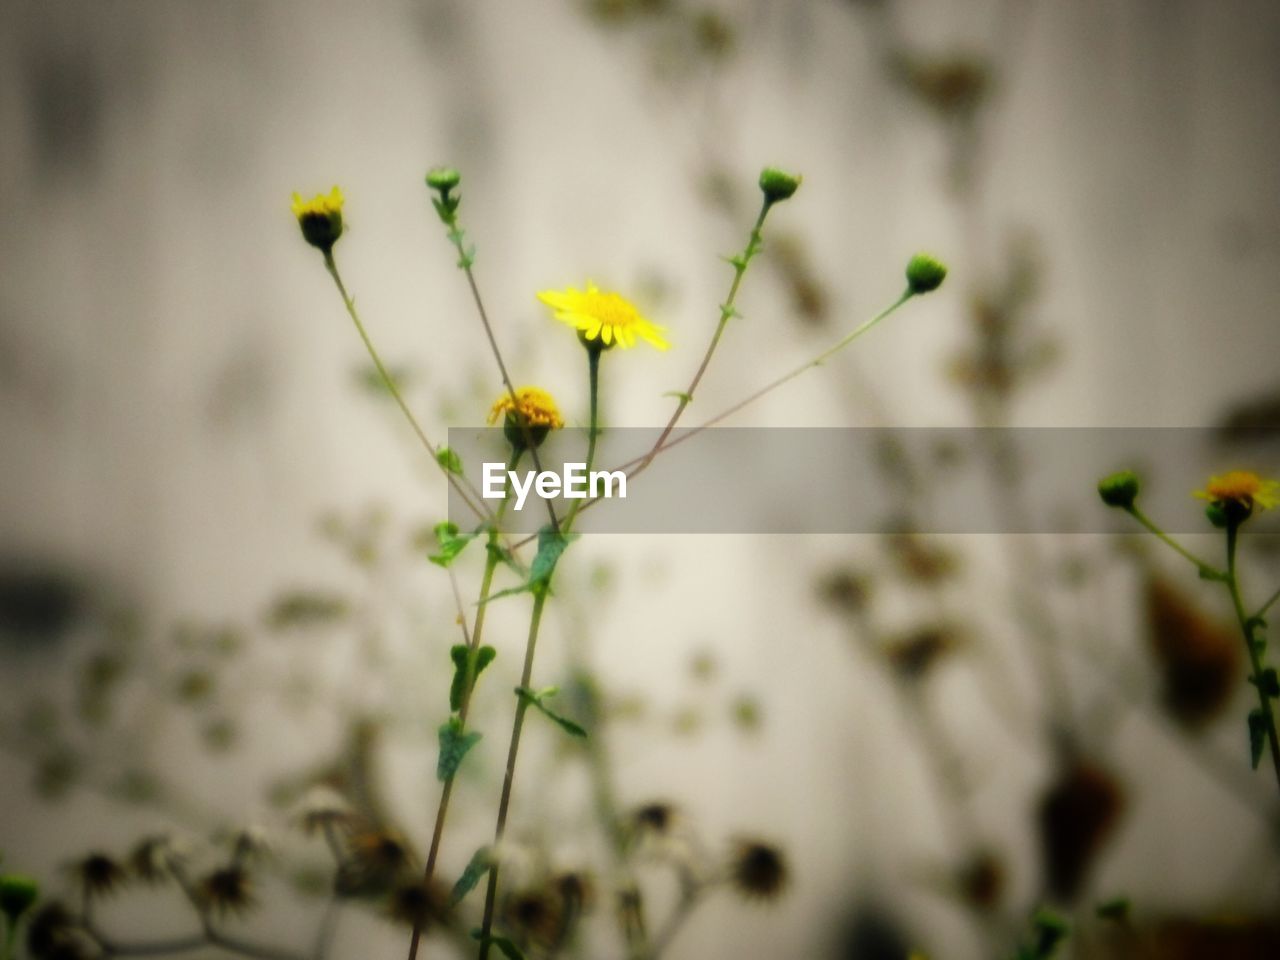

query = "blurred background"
[{"left": 2, "top": 1, "right": 1280, "bottom": 958}]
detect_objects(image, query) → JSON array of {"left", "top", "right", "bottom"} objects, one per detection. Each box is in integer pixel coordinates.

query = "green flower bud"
[
  {"left": 906, "top": 253, "right": 947, "bottom": 294},
  {"left": 1097, "top": 471, "right": 1140, "bottom": 510},
  {"left": 425, "top": 167, "right": 461, "bottom": 195},
  {"left": 0, "top": 873, "right": 39, "bottom": 924},
  {"left": 1205, "top": 500, "right": 1249, "bottom": 528},
  {"left": 758, "top": 167, "right": 802, "bottom": 204}
]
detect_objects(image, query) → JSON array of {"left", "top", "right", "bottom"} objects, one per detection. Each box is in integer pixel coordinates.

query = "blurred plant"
[{"left": 1100, "top": 469, "right": 1280, "bottom": 791}]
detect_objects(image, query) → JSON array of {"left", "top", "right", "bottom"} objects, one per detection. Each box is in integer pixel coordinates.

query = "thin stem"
[
  {"left": 444, "top": 231, "right": 560, "bottom": 533},
  {"left": 637, "top": 198, "right": 773, "bottom": 472},
  {"left": 1254, "top": 581, "right": 1280, "bottom": 623},
  {"left": 407, "top": 466, "right": 516, "bottom": 960},
  {"left": 1126, "top": 505, "right": 1220, "bottom": 577},
  {"left": 648, "top": 886, "right": 705, "bottom": 959},
  {"left": 322, "top": 252, "right": 493, "bottom": 525},
  {"left": 564, "top": 345, "right": 602, "bottom": 530},
  {"left": 509, "top": 290, "right": 921, "bottom": 547},
  {"left": 476, "top": 591, "right": 550, "bottom": 960},
  {"left": 1225, "top": 523, "right": 1280, "bottom": 794}
]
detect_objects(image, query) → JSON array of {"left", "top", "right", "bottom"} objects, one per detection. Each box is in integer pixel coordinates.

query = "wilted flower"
[
  {"left": 295, "top": 785, "right": 355, "bottom": 837},
  {"left": 501, "top": 888, "right": 564, "bottom": 949},
  {"left": 728, "top": 839, "right": 787, "bottom": 901},
  {"left": 26, "top": 901, "right": 91, "bottom": 960},
  {"left": 197, "top": 865, "right": 255, "bottom": 917},
  {"left": 127, "top": 834, "right": 187, "bottom": 885},
  {"left": 386, "top": 876, "right": 451, "bottom": 930},
  {"left": 68, "top": 853, "right": 126, "bottom": 900},
  {"left": 338, "top": 829, "right": 416, "bottom": 897}
]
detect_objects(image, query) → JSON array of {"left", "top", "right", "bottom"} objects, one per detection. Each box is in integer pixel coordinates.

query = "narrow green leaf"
[
  {"left": 436, "top": 446, "right": 463, "bottom": 476},
  {"left": 1250, "top": 668, "right": 1280, "bottom": 699},
  {"left": 437, "top": 717, "right": 482, "bottom": 781},
  {"left": 428, "top": 521, "right": 476, "bottom": 568},
  {"left": 470, "top": 930, "right": 524, "bottom": 960},
  {"left": 515, "top": 686, "right": 587, "bottom": 739},
  {"left": 450, "top": 847, "right": 491, "bottom": 905},
  {"left": 663, "top": 391, "right": 692, "bottom": 404},
  {"left": 1248, "top": 709, "right": 1267, "bottom": 770},
  {"left": 449, "top": 645, "right": 499, "bottom": 712}
]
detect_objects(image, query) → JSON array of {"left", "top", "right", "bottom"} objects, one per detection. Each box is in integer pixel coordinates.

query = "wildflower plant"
[
  {"left": 1099, "top": 468, "right": 1280, "bottom": 790},
  {"left": 286, "top": 164, "right": 943, "bottom": 960}
]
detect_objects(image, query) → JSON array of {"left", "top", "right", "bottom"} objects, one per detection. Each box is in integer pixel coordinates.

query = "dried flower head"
[
  {"left": 295, "top": 786, "right": 355, "bottom": 837},
  {"left": 26, "top": 901, "right": 92, "bottom": 960},
  {"left": 197, "top": 865, "right": 255, "bottom": 917},
  {"left": 338, "top": 829, "right": 416, "bottom": 897},
  {"left": 1145, "top": 577, "right": 1240, "bottom": 727},
  {"left": 69, "top": 853, "right": 126, "bottom": 900},
  {"left": 631, "top": 802, "right": 676, "bottom": 835},
  {"left": 1194, "top": 470, "right": 1279, "bottom": 524},
  {"left": 883, "top": 626, "right": 959, "bottom": 682},
  {"left": 956, "top": 850, "right": 1004, "bottom": 912},
  {"left": 1037, "top": 759, "right": 1124, "bottom": 903},
  {"left": 386, "top": 877, "right": 451, "bottom": 931},
  {"left": 127, "top": 834, "right": 187, "bottom": 885},
  {"left": 290, "top": 186, "right": 344, "bottom": 253},
  {"left": 501, "top": 888, "right": 564, "bottom": 949},
  {"left": 538, "top": 283, "right": 670, "bottom": 350},
  {"left": 227, "top": 824, "right": 272, "bottom": 864},
  {"left": 728, "top": 839, "right": 788, "bottom": 901}
]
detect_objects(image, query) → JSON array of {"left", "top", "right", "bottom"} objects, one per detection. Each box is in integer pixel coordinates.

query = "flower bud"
[
  {"left": 425, "top": 167, "right": 461, "bottom": 195},
  {"left": 291, "top": 187, "right": 345, "bottom": 254},
  {"left": 758, "top": 167, "right": 801, "bottom": 204},
  {"left": 0, "top": 873, "right": 39, "bottom": 924},
  {"left": 906, "top": 253, "right": 947, "bottom": 294},
  {"left": 1097, "top": 471, "right": 1140, "bottom": 510}
]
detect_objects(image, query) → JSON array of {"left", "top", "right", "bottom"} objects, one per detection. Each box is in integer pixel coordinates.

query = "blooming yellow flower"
[
  {"left": 291, "top": 186, "right": 344, "bottom": 252},
  {"left": 1193, "top": 470, "right": 1280, "bottom": 511},
  {"left": 487, "top": 387, "right": 564, "bottom": 430},
  {"left": 537, "top": 283, "right": 669, "bottom": 350}
]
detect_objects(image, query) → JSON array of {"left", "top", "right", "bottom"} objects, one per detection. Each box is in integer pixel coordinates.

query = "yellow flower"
[
  {"left": 1193, "top": 470, "right": 1280, "bottom": 512},
  {"left": 291, "top": 186, "right": 344, "bottom": 252},
  {"left": 537, "top": 283, "right": 669, "bottom": 350},
  {"left": 488, "top": 387, "right": 564, "bottom": 429},
  {"left": 489, "top": 387, "right": 564, "bottom": 452}
]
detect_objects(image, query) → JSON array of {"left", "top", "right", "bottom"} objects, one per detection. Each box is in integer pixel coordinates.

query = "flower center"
[{"left": 586, "top": 291, "right": 637, "bottom": 328}]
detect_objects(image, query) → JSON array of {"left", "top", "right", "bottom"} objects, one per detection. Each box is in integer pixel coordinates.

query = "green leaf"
[
  {"left": 515, "top": 686, "right": 587, "bottom": 739},
  {"left": 428, "top": 522, "right": 476, "bottom": 568},
  {"left": 486, "top": 541, "right": 525, "bottom": 576},
  {"left": 663, "top": 391, "right": 692, "bottom": 404},
  {"left": 1031, "top": 908, "right": 1069, "bottom": 958},
  {"left": 450, "top": 847, "right": 491, "bottom": 905},
  {"left": 470, "top": 930, "right": 524, "bottom": 960},
  {"left": 437, "top": 717, "right": 482, "bottom": 782},
  {"left": 719, "top": 303, "right": 741, "bottom": 320},
  {"left": 436, "top": 447, "right": 463, "bottom": 476},
  {"left": 449, "top": 645, "right": 498, "bottom": 712},
  {"left": 480, "top": 526, "right": 577, "bottom": 604},
  {"left": 1250, "top": 668, "right": 1280, "bottom": 699},
  {"left": 1248, "top": 709, "right": 1267, "bottom": 770}
]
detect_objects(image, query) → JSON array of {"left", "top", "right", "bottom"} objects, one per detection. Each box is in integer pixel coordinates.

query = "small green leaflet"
[
  {"left": 1248, "top": 709, "right": 1267, "bottom": 770},
  {"left": 515, "top": 685, "right": 587, "bottom": 738},
  {"left": 428, "top": 521, "right": 475, "bottom": 568},
  {"left": 450, "top": 847, "right": 491, "bottom": 905},
  {"left": 437, "top": 717, "right": 482, "bottom": 782},
  {"left": 449, "top": 644, "right": 497, "bottom": 712},
  {"left": 470, "top": 930, "right": 523, "bottom": 960},
  {"left": 482, "top": 526, "right": 577, "bottom": 603},
  {"left": 435, "top": 446, "right": 463, "bottom": 476}
]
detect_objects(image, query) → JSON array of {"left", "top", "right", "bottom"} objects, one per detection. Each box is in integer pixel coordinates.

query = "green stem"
[
  {"left": 1254, "top": 582, "right": 1280, "bottom": 623},
  {"left": 1126, "top": 505, "right": 1222, "bottom": 579},
  {"left": 564, "top": 345, "right": 602, "bottom": 531},
  {"left": 1225, "top": 524, "right": 1280, "bottom": 794},
  {"left": 627, "top": 289, "right": 914, "bottom": 477},
  {"left": 407, "top": 461, "right": 518, "bottom": 960},
  {"left": 441, "top": 214, "right": 560, "bottom": 533},
  {"left": 322, "top": 252, "right": 492, "bottom": 525},
  {"left": 636, "top": 199, "right": 773, "bottom": 473},
  {"left": 476, "top": 591, "right": 550, "bottom": 960}
]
